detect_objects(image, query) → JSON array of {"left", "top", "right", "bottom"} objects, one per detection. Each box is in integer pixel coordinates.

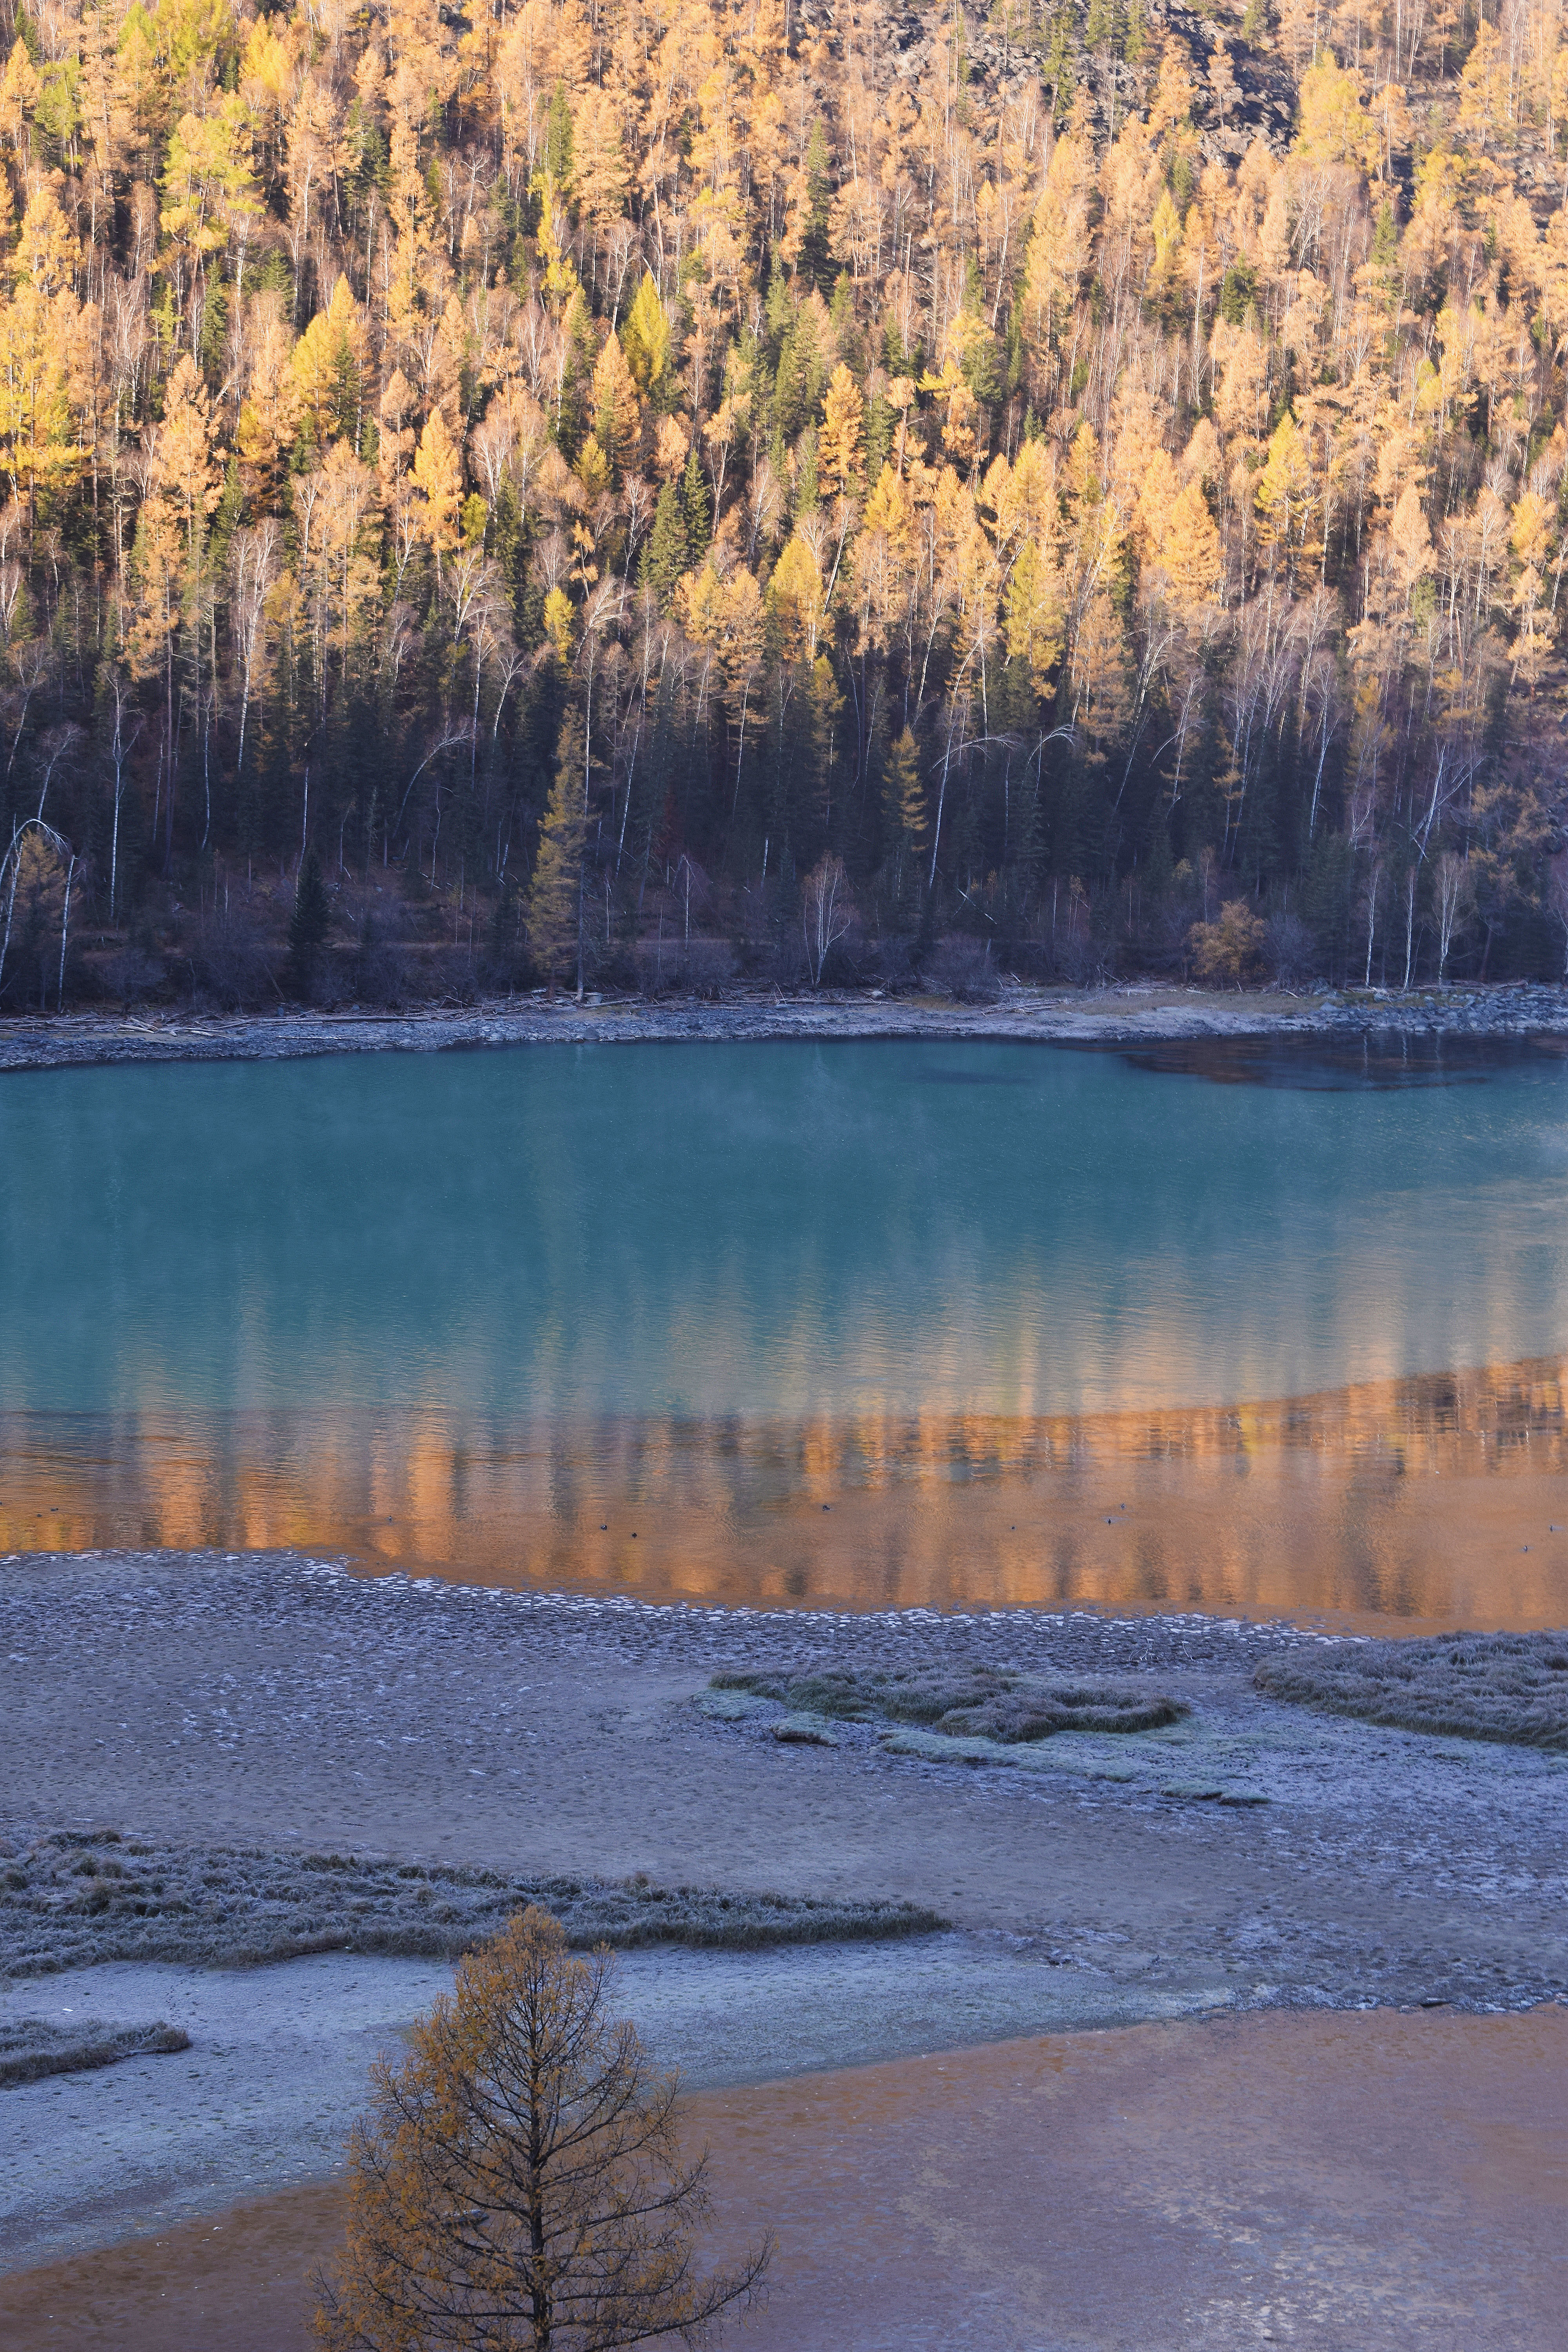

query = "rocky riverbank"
[{"left": 2, "top": 979, "right": 1568, "bottom": 1074}]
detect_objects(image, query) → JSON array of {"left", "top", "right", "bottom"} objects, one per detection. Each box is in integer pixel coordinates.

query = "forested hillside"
[{"left": 1, "top": 0, "right": 1567, "bottom": 1005}]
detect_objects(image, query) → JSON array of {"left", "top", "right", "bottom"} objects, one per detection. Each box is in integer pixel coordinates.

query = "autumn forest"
[{"left": 2, "top": 0, "right": 1568, "bottom": 1004}]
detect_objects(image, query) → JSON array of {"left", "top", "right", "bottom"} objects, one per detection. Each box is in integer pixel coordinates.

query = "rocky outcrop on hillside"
[{"left": 791, "top": 0, "right": 1298, "bottom": 158}]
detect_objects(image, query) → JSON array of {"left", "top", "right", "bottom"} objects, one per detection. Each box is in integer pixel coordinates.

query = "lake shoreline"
[{"left": 3, "top": 976, "right": 1568, "bottom": 1073}]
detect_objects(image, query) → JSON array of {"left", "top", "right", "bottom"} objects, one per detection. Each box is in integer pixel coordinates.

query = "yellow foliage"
[
  {"left": 1294, "top": 53, "right": 1381, "bottom": 173},
  {"left": 621, "top": 274, "right": 670, "bottom": 393},
  {"left": 1155, "top": 478, "right": 1223, "bottom": 616},
  {"left": 819, "top": 364, "right": 864, "bottom": 502},
  {"left": 290, "top": 277, "right": 368, "bottom": 448},
  {"left": 768, "top": 533, "right": 826, "bottom": 662},
  {"left": 590, "top": 328, "right": 641, "bottom": 477},
  {"left": 411, "top": 406, "right": 463, "bottom": 552},
  {"left": 542, "top": 586, "right": 574, "bottom": 661},
  {"left": 1190, "top": 900, "right": 1265, "bottom": 984}
]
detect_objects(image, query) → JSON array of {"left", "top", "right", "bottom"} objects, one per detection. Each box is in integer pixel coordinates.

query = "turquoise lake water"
[
  {"left": 3, "top": 1038, "right": 1567, "bottom": 1421},
  {"left": 3, "top": 1038, "right": 1567, "bottom": 1622}
]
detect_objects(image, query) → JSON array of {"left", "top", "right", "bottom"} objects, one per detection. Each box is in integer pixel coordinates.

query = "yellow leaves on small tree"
[
  {"left": 236, "top": 302, "right": 302, "bottom": 512},
  {"left": 296, "top": 437, "right": 381, "bottom": 668},
  {"left": 0, "top": 38, "right": 41, "bottom": 159},
  {"left": 1154, "top": 478, "right": 1223, "bottom": 618},
  {"left": 526, "top": 718, "right": 588, "bottom": 992},
  {"left": 1294, "top": 53, "right": 1382, "bottom": 174},
  {"left": 1019, "top": 134, "right": 1092, "bottom": 369},
  {"left": 154, "top": 353, "right": 223, "bottom": 551},
  {"left": 620, "top": 272, "right": 671, "bottom": 394},
  {"left": 290, "top": 275, "right": 369, "bottom": 449},
  {"left": 533, "top": 168, "right": 582, "bottom": 311},
  {"left": 819, "top": 362, "right": 865, "bottom": 502},
  {"left": 161, "top": 95, "right": 260, "bottom": 279},
  {"left": 543, "top": 583, "right": 574, "bottom": 660},
  {"left": 1148, "top": 38, "right": 1197, "bottom": 144},
  {"left": 0, "top": 188, "right": 85, "bottom": 516},
  {"left": 1211, "top": 318, "right": 1273, "bottom": 454},
  {"left": 1070, "top": 586, "right": 1132, "bottom": 753},
  {"left": 1189, "top": 898, "right": 1265, "bottom": 985},
  {"left": 1254, "top": 410, "right": 1318, "bottom": 586},
  {"left": 13, "top": 185, "right": 80, "bottom": 300},
  {"left": 768, "top": 532, "right": 826, "bottom": 662},
  {"left": 572, "top": 85, "right": 629, "bottom": 238},
  {"left": 1388, "top": 479, "right": 1436, "bottom": 601},
  {"left": 411, "top": 405, "right": 463, "bottom": 556},
  {"left": 1005, "top": 537, "right": 1065, "bottom": 689},
  {"left": 887, "top": 724, "right": 925, "bottom": 860},
  {"left": 590, "top": 327, "right": 641, "bottom": 480},
  {"left": 1458, "top": 23, "right": 1513, "bottom": 142},
  {"left": 312, "top": 1906, "right": 770, "bottom": 2350}
]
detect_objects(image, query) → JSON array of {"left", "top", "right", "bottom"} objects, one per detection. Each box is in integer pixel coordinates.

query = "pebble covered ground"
[
  {"left": 1, "top": 977, "right": 1566, "bottom": 1076},
  {"left": 2, "top": 1550, "right": 1564, "bottom": 2019}
]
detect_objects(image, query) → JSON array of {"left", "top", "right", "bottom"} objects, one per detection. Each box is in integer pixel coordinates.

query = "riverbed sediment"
[{"left": 3, "top": 977, "right": 1567, "bottom": 1074}]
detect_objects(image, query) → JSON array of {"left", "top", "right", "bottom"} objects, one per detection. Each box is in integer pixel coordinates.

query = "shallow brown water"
[
  {"left": 4, "top": 2008, "right": 1563, "bottom": 2350},
  {"left": 6, "top": 1355, "right": 1568, "bottom": 1630}
]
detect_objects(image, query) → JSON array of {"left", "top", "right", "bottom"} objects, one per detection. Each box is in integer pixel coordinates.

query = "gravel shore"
[{"left": 3, "top": 978, "right": 1568, "bottom": 1074}]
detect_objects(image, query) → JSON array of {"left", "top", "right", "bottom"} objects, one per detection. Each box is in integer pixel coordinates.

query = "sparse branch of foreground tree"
[{"left": 313, "top": 1906, "right": 771, "bottom": 2352}]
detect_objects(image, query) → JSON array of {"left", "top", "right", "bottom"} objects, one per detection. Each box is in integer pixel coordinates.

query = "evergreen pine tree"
[
  {"left": 544, "top": 84, "right": 574, "bottom": 184},
  {"left": 639, "top": 479, "right": 689, "bottom": 608},
  {"left": 528, "top": 710, "right": 588, "bottom": 995},
  {"left": 800, "top": 120, "right": 833, "bottom": 291},
  {"left": 679, "top": 447, "right": 710, "bottom": 561},
  {"left": 886, "top": 727, "right": 927, "bottom": 924},
  {"left": 286, "top": 848, "right": 331, "bottom": 999}
]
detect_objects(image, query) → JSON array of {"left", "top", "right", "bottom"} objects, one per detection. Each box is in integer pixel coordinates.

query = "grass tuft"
[
  {"left": 0, "top": 2016, "right": 190, "bottom": 2089},
  {"left": 710, "top": 1665, "right": 1186, "bottom": 1740},
  {"left": 1253, "top": 1630, "right": 1568, "bottom": 1748},
  {"left": 0, "top": 1831, "right": 945, "bottom": 1977}
]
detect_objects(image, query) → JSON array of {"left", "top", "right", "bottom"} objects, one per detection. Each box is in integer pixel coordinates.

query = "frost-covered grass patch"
[
  {"left": 1254, "top": 1631, "right": 1568, "bottom": 1749},
  {"left": 877, "top": 1723, "right": 1267, "bottom": 1801},
  {"left": 878, "top": 1726, "right": 1142, "bottom": 1781},
  {"left": 772, "top": 1713, "right": 838, "bottom": 1745},
  {"left": 0, "top": 2014, "right": 189, "bottom": 2089},
  {"left": 710, "top": 1665, "right": 1187, "bottom": 1740},
  {"left": 705, "top": 1671, "right": 1278, "bottom": 1800},
  {"left": 0, "top": 1830, "right": 944, "bottom": 1976}
]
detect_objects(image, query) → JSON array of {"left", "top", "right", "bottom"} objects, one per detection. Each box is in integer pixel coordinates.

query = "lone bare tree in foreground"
[{"left": 313, "top": 1907, "right": 771, "bottom": 2352}]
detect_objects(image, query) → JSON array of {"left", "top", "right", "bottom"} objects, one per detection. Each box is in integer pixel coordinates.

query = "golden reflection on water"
[{"left": 4, "top": 1357, "right": 1568, "bottom": 1632}]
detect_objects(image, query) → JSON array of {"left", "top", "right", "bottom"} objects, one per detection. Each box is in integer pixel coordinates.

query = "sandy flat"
[
  {"left": 2, "top": 2007, "right": 1564, "bottom": 2350},
  {"left": 0, "top": 1938, "right": 1236, "bottom": 2272}
]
